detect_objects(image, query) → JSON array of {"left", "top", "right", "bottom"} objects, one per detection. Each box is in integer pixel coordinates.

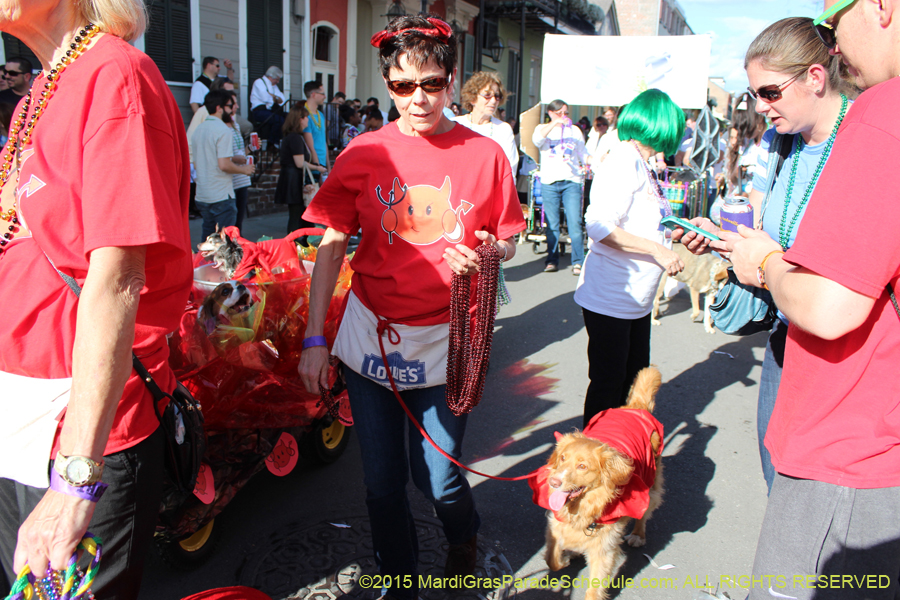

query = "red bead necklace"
[
  {"left": 0, "top": 23, "right": 98, "bottom": 253},
  {"left": 446, "top": 244, "right": 501, "bottom": 416}
]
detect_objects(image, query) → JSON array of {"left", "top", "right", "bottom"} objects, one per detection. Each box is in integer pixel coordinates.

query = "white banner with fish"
[{"left": 540, "top": 34, "right": 712, "bottom": 109}]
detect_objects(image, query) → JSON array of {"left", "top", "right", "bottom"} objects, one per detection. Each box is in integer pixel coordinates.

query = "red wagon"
[{"left": 154, "top": 230, "right": 354, "bottom": 567}]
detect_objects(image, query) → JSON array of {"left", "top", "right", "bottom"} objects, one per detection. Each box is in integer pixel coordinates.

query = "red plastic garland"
[{"left": 446, "top": 244, "right": 500, "bottom": 416}]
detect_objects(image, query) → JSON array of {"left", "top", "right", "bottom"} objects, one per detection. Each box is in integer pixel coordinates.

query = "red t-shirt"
[
  {"left": 767, "top": 78, "right": 900, "bottom": 488},
  {"left": 303, "top": 122, "right": 525, "bottom": 325},
  {"left": 529, "top": 409, "right": 663, "bottom": 524},
  {"left": 0, "top": 35, "right": 192, "bottom": 454}
]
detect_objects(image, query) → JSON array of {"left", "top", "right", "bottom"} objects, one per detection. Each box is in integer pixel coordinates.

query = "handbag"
[
  {"left": 44, "top": 254, "right": 206, "bottom": 496},
  {"left": 302, "top": 163, "right": 319, "bottom": 205},
  {"left": 710, "top": 132, "right": 793, "bottom": 336}
]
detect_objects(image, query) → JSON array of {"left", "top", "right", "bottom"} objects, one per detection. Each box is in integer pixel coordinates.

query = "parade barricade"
[{"left": 155, "top": 231, "right": 354, "bottom": 567}]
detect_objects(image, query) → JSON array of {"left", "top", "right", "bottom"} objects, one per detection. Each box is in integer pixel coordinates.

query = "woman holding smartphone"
[{"left": 681, "top": 17, "right": 853, "bottom": 493}]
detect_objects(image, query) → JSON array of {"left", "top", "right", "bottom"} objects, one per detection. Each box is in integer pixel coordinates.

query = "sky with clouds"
[{"left": 677, "top": 0, "right": 823, "bottom": 93}]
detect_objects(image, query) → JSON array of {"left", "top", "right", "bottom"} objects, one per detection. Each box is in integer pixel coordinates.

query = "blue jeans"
[
  {"left": 542, "top": 180, "right": 584, "bottom": 267},
  {"left": 343, "top": 368, "right": 480, "bottom": 599},
  {"left": 196, "top": 198, "right": 237, "bottom": 243},
  {"left": 758, "top": 320, "right": 787, "bottom": 494}
]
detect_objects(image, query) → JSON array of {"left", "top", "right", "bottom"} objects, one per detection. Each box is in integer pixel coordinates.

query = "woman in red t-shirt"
[
  {"left": 299, "top": 15, "right": 525, "bottom": 600},
  {"left": 0, "top": 0, "right": 191, "bottom": 597}
]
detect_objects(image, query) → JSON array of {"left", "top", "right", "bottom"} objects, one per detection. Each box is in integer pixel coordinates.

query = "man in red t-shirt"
[{"left": 719, "top": 1, "right": 900, "bottom": 597}]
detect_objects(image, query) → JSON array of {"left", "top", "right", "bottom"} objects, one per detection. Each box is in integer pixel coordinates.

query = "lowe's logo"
[{"left": 362, "top": 352, "right": 426, "bottom": 386}]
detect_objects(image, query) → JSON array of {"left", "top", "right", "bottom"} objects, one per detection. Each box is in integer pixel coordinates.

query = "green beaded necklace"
[{"left": 778, "top": 93, "right": 848, "bottom": 249}]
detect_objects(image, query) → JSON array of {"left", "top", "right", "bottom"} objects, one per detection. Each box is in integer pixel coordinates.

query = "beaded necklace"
[
  {"left": 778, "top": 93, "right": 848, "bottom": 249},
  {"left": 0, "top": 23, "right": 99, "bottom": 253},
  {"left": 305, "top": 102, "right": 322, "bottom": 130},
  {"left": 631, "top": 140, "right": 673, "bottom": 218}
]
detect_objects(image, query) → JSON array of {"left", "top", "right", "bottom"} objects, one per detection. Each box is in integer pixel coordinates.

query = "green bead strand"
[{"left": 778, "top": 93, "right": 849, "bottom": 249}]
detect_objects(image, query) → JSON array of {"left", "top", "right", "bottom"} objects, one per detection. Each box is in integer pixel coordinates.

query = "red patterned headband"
[{"left": 370, "top": 18, "right": 453, "bottom": 48}]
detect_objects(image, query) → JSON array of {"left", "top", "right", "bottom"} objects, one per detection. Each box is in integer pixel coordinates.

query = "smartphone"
[{"left": 660, "top": 215, "right": 720, "bottom": 241}]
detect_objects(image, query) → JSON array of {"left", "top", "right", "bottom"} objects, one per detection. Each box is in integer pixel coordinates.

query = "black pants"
[
  {"left": 288, "top": 204, "right": 316, "bottom": 243},
  {"left": 582, "top": 308, "right": 652, "bottom": 428},
  {"left": 0, "top": 427, "right": 165, "bottom": 600},
  {"left": 252, "top": 107, "right": 285, "bottom": 147},
  {"left": 235, "top": 185, "right": 250, "bottom": 231}
]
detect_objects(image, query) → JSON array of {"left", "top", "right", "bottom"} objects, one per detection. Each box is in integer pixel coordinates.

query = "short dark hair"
[
  {"left": 339, "top": 103, "right": 357, "bottom": 122},
  {"left": 365, "top": 107, "right": 383, "bottom": 122},
  {"left": 304, "top": 80, "right": 323, "bottom": 97},
  {"left": 367, "top": 97, "right": 379, "bottom": 106},
  {"left": 204, "top": 89, "right": 233, "bottom": 114},
  {"left": 332, "top": 91, "right": 347, "bottom": 101},
  {"left": 547, "top": 99, "right": 567, "bottom": 113},
  {"left": 376, "top": 15, "right": 457, "bottom": 80},
  {"left": 209, "top": 77, "right": 234, "bottom": 92},
  {"left": 202, "top": 56, "right": 218, "bottom": 70},
  {"left": 6, "top": 56, "right": 32, "bottom": 74},
  {"left": 387, "top": 106, "right": 400, "bottom": 122}
]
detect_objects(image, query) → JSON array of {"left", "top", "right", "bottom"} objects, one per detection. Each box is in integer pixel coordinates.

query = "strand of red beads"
[
  {"left": 0, "top": 23, "right": 98, "bottom": 253},
  {"left": 446, "top": 244, "right": 501, "bottom": 417}
]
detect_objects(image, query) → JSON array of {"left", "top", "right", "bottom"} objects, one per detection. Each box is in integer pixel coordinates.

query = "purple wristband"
[
  {"left": 302, "top": 335, "right": 328, "bottom": 349},
  {"left": 49, "top": 469, "right": 108, "bottom": 502}
]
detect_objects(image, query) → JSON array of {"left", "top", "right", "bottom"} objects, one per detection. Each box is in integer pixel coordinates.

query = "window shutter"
[
  {"left": 145, "top": 0, "right": 192, "bottom": 82},
  {"left": 267, "top": 0, "right": 283, "bottom": 72},
  {"left": 248, "top": 0, "right": 283, "bottom": 84}
]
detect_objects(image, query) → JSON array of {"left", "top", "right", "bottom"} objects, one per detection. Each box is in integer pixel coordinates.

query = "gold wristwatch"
[{"left": 54, "top": 452, "right": 105, "bottom": 486}]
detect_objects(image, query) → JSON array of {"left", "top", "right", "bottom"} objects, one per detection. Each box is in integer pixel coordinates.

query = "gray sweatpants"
[{"left": 749, "top": 473, "right": 900, "bottom": 600}]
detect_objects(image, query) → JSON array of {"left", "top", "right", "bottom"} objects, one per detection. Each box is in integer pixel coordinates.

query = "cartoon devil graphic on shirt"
[{"left": 377, "top": 176, "right": 473, "bottom": 244}]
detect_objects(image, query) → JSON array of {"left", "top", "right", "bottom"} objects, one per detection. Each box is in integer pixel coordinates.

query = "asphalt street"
[{"left": 140, "top": 212, "right": 771, "bottom": 599}]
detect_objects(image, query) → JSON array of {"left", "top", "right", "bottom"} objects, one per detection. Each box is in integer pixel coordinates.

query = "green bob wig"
[{"left": 617, "top": 89, "right": 686, "bottom": 157}]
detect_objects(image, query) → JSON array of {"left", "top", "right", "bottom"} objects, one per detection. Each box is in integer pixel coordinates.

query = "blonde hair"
[
  {"left": 77, "top": 0, "right": 148, "bottom": 42},
  {"left": 460, "top": 72, "right": 507, "bottom": 112},
  {"left": 744, "top": 17, "right": 844, "bottom": 94}
]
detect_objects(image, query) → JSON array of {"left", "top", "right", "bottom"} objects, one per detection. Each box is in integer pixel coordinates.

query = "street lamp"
[
  {"left": 489, "top": 36, "right": 505, "bottom": 63},
  {"left": 385, "top": 0, "right": 405, "bottom": 22}
]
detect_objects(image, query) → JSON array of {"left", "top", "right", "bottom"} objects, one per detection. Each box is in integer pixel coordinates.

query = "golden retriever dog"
[
  {"left": 652, "top": 242, "right": 729, "bottom": 334},
  {"left": 530, "top": 367, "right": 664, "bottom": 600}
]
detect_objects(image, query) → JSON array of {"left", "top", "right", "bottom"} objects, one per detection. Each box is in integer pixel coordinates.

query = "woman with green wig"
[{"left": 574, "top": 89, "right": 686, "bottom": 427}]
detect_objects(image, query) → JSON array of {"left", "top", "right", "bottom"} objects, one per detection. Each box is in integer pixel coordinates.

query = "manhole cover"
[{"left": 238, "top": 515, "right": 515, "bottom": 600}]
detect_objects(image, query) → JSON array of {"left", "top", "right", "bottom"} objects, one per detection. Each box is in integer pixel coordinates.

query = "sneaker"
[
  {"left": 444, "top": 534, "right": 478, "bottom": 577},
  {"left": 572, "top": 265, "right": 582, "bottom": 276},
  {"left": 543, "top": 263, "right": 559, "bottom": 273}
]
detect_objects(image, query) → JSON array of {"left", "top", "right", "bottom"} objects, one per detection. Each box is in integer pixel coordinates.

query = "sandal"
[
  {"left": 544, "top": 263, "right": 559, "bottom": 273},
  {"left": 572, "top": 265, "right": 582, "bottom": 276}
]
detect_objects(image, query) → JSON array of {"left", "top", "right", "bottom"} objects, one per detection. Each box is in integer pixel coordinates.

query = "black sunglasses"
[
  {"left": 387, "top": 76, "right": 450, "bottom": 97},
  {"left": 4, "top": 70, "right": 24, "bottom": 77},
  {"left": 814, "top": 22, "right": 837, "bottom": 49},
  {"left": 747, "top": 73, "right": 801, "bottom": 102}
]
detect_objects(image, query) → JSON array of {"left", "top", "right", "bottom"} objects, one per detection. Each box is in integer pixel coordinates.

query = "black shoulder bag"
[
  {"left": 46, "top": 257, "right": 206, "bottom": 495},
  {"left": 710, "top": 133, "right": 793, "bottom": 336}
]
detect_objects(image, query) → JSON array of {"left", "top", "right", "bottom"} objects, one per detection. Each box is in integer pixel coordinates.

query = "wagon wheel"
[
  {"left": 157, "top": 518, "right": 222, "bottom": 570},
  {"left": 302, "top": 417, "right": 352, "bottom": 464}
]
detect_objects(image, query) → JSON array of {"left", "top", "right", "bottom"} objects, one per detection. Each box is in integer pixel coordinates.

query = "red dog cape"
[
  {"left": 529, "top": 409, "right": 664, "bottom": 525},
  {"left": 221, "top": 226, "right": 318, "bottom": 280}
]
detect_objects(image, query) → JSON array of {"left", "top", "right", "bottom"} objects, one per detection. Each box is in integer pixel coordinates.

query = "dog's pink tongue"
[{"left": 549, "top": 489, "right": 571, "bottom": 512}]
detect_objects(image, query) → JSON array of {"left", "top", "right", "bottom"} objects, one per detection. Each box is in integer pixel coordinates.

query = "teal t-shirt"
[
  {"left": 752, "top": 121, "right": 845, "bottom": 323},
  {"left": 303, "top": 105, "right": 328, "bottom": 166}
]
